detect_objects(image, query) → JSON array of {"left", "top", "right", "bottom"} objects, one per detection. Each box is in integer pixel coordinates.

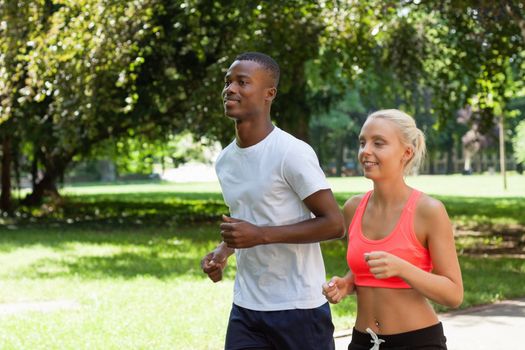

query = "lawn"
[
  {"left": 0, "top": 174, "right": 523, "bottom": 349},
  {"left": 0, "top": 225, "right": 234, "bottom": 349}
]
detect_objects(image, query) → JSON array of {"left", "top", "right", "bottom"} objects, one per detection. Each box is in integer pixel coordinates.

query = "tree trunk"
[
  {"left": 446, "top": 147, "right": 454, "bottom": 174},
  {"left": 278, "top": 93, "right": 310, "bottom": 142},
  {"left": 22, "top": 155, "right": 69, "bottom": 206},
  {"left": 22, "top": 170, "right": 61, "bottom": 206},
  {"left": 31, "top": 153, "right": 38, "bottom": 189},
  {"left": 1, "top": 136, "right": 12, "bottom": 213},
  {"left": 499, "top": 114, "right": 507, "bottom": 190},
  {"left": 335, "top": 137, "right": 344, "bottom": 177}
]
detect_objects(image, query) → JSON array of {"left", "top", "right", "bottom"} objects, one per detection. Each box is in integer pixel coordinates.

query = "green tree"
[
  {"left": 513, "top": 119, "right": 525, "bottom": 165},
  {"left": 3, "top": 0, "right": 525, "bottom": 209},
  {"left": 0, "top": 0, "right": 47, "bottom": 211},
  {"left": 1, "top": 0, "right": 338, "bottom": 205},
  {"left": 310, "top": 90, "right": 366, "bottom": 175}
]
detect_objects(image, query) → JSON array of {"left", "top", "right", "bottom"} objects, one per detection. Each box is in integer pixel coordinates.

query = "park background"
[{"left": 1, "top": 1, "right": 524, "bottom": 349}]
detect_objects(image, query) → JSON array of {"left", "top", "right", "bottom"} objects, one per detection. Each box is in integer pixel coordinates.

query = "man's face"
[{"left": 222, "top": 60, "right": 275, "bottom": 120}]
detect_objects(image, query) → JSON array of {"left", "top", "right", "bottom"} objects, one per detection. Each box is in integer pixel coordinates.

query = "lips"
[
  {"left": 362, "top": 161, "right": 379, "bottom": 168},
  {"left": 224, "top": 98, "right": 240, "bottom": 107}
]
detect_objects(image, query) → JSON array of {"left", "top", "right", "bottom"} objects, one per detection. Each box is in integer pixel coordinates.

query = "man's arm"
[{"left": 220, "top": 189, "right": 344, "bottom": 248}]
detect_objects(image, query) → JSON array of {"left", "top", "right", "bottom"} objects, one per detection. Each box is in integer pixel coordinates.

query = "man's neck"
[{"left": 235, "top": 118, "right": 274, "bottom": 148}]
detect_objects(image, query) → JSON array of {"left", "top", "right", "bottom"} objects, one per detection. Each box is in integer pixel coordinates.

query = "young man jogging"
[{"left": 201, "top": 52, "right": 344, "bottom": 350}]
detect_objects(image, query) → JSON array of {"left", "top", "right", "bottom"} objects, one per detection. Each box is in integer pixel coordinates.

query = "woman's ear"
[{"left": 402, "top": 145, "right": 414, "bottom": 163}]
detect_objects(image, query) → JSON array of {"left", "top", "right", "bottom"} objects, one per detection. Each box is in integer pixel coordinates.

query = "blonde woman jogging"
[{"left": 323, "top": 109, "right": 463, "bottom": 349}]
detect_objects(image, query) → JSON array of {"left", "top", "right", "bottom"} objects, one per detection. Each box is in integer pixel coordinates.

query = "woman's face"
[{"left": 358, "top": 117, "right": 412, "bottom": 180}]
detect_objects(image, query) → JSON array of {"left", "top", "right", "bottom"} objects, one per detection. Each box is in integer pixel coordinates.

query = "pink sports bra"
[{"left": 346, "top": 190, "right": 433, "bottom": 289}]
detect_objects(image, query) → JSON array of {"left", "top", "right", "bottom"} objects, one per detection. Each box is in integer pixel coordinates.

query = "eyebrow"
[
  {"left": 224, "top": 73, "right": 252, "bottom": 80},
  {"left": 359, "top": 134, "right": 387, "bottom": 140}
]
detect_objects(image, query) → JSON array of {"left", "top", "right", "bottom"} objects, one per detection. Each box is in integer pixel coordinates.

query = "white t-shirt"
[{"left": 215, "top": 126, "right": 330, "bottom": 311}]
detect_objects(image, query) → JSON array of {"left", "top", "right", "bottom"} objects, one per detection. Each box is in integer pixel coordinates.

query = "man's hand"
[
  {"left": 201, "top": 244, "right": 231, "bottom": 282},
  {"left": 322, "top": 275, "right": 355, "bottom": 304},
  {"left": 220, "top": 215, "right": 263, "bottom": 248}
]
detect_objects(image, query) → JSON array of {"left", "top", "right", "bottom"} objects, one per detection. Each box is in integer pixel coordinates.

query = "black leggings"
[{"left": 348, "top": 323, "right": 447, "bottom": 350}]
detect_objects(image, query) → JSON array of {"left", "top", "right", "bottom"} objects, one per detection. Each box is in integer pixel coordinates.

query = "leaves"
[{"left": 1, "top": 0, "right": 525, "bottom": 205}]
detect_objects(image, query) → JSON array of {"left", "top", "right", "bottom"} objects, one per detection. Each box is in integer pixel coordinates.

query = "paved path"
[{"left": 335, "top": 297, "right": 525, "bottom": 350}]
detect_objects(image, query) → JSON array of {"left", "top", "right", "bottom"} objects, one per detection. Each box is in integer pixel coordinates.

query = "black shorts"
[
  {"left": 348, "top": 322, "right": 447, "bottom": 350},
  {"left": 225, "top": 303, "right": 335, "bottom": 350}
]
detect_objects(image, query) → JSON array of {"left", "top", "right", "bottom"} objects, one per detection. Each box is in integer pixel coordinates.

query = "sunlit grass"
[
  {"left": 61, "top": 181, "right": 222, "bottom": 195},
  {"left": 328, "top": 173, "right": 525, "bottom": 197},
  {"left": 0, "top": 225, "right": 234, "bottom": 349},
  {"left": 13, "top": 174, "right": 522, "bottom": 198}
]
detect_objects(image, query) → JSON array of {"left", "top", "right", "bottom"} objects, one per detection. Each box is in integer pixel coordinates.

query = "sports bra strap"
[
  {"left": 405, "top": 189, "right": 421, "bottom": 213},
  {"left": 358, "top": 191, "right": 373, "bottom": 211}
]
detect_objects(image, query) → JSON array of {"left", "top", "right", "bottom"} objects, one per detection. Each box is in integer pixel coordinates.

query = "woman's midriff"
[{"left": 354, "top": 286, "right": 439, "bottom": 335}]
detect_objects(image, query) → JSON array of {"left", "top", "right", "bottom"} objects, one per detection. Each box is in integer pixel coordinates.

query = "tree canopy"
[{"left": 1, "top": 0, "right": 524, "bottom": 209}]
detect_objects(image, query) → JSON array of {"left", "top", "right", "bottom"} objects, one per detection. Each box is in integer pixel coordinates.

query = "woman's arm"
[{"left": 365, "top": 195, "right": 463, "bottom": 308}]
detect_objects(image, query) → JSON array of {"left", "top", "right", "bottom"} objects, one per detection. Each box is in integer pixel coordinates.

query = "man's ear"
[{"left": 265, "top": 87, "right": 277, "bottom": 102}]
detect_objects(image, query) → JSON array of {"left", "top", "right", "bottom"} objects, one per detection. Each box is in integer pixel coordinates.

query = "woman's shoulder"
[
  {"left": 343, "top": 194, "right": 367, "bottom": 216},
  {"left": 415, "top": 191, "right": 449, "bottom": 221},
  {"left": 342, "top": 194, "right": 367, "bottom": 228}
]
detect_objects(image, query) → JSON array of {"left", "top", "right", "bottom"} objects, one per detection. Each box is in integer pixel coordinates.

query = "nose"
[
  {"left": 223, "top": 82, "right": 237, "bottom": 97},
  {"left": 359, "top": 142, "right": 371, "bottom": 156}
]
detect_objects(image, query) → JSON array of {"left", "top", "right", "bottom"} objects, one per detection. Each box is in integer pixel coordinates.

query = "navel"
[{"left": 375, "top": 319, "right": 381, "bottom": 330}]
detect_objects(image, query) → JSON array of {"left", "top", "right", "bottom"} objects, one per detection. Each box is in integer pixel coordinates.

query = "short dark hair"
[{"left": 235, "top": 52, "right": 280, "bottom": 87}]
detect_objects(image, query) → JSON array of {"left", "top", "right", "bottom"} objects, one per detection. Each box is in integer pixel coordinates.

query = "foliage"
[
  {"left": 308, "top": 1, "right": 525, "bottom": 172},
  {"left": 309, "top": 90, "right": 365, "bottom": 172},
  {"left": 0, "top": 0, "right": 42, "bottom": 124},
  {"left": 513, "top": 119, "right": 525, "bottom": 164},
  {"left": 86, "top": 131, "right": 217, "bottom": 176},
  {"left": 0, "top": 0, "right": 165, "bottom": 204},
  {"left": 1, "top": 0, "right": 525, "bottom": 207},
  {"left": 1, "top": 0, "right": 339, "bottom": 205},
  {"left": 411, "top": 1, "right": 525, "bottom": 127}
]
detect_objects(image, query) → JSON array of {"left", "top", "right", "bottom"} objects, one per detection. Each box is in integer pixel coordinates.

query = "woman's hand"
[{"left": 365, "top": 251, "right": 408, "bottom": 279}]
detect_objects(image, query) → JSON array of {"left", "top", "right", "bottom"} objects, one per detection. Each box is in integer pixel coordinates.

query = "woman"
[{"left": 323, "top": 109, "right": 463, "bottom": 349}]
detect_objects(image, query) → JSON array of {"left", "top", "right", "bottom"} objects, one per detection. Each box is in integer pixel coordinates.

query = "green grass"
[
  {"left": 13, "top": 174, "right": 523, "bottom": 198},
  {"left": 0, "top": 223, "right": 524, "bottom": 349},
  {"left": 0, "top": 174, "right": 524, "bottom": 349},
  {"left": 0, "top": 225, "right": 234, "bottom": 350},
  {"left": 328, "top": 173, "right": 525, "bottom": 198},
  {"left": 9, "top": 175, "right": 523, "bottom": 227}
]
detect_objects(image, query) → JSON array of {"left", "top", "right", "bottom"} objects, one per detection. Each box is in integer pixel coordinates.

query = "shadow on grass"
[
  {"left": 67, "top": 192, "right": 225, "bottom": 202},
  {"left": 0, "top": 223, "right": 235, "bottom": 280},
  {"left": 7, "top": 192, "right": 228, "bottom": 227},
  {"left": 22, "top": 252, "right": 236, "bottom": 280},
  {"left": 439, "top": 196, "right": 525, "bottom": 226},
  {"left": 0, "top": 223, "right": 221, "bottom": 247}
]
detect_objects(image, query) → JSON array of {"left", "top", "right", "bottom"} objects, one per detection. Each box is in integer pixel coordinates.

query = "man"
[{"left": 201, "top": 52, "right": 344, "bottom": 350}]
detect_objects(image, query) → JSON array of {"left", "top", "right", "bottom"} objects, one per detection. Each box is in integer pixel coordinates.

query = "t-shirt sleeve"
[{"left": 282, "top": 142, "right": 330, "bottom": 200}]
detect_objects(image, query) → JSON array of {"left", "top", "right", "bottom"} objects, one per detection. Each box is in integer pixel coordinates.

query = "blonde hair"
[{"left": 367, "top": 109, "right": 426, "bottom": 175}]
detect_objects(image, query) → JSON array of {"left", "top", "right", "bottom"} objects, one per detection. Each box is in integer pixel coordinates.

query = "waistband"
[{"left": 350, "top": 322, "right": 446, "bottom": 348}]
